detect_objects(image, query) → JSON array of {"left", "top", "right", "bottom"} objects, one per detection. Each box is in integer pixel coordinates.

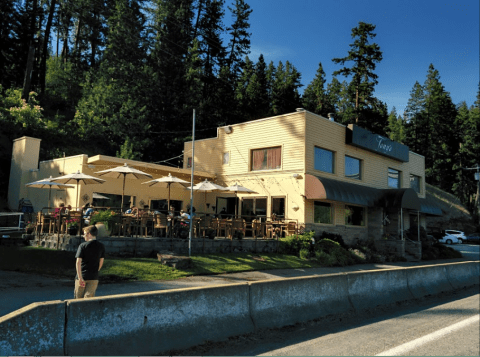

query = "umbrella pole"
[
  {"left": 48, "top": 186, "right": 52, "bottom": 213},
  {"left": 121, "top": 174, "right": 126, "bottom": 211},
  {"left": 76, "top": 182, "right": 80, "bottom": 210},
  {"left": 167, "top": 184, "right": 171, "bottom": 214}
]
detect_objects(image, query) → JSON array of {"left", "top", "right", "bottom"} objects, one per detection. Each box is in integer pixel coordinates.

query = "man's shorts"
[{"left": 74, "top": 279, "right": 99, "bottom": 299}]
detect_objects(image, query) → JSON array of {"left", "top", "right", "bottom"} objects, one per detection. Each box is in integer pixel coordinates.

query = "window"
[
  {"left": 345, "top": 156, "right": 361, "bottom": 180},
  {"left": 186, "top": 157, "right": 192, "bottom": 168},
  {"left": 410, "top": 174, "right": 421, "bottom": 193},
  {"left": 388, "top": 168, "right": 400, "bottom": 188},
  {"left": 314, "top": 201, "right": 332, "bottom": 224},
  {"left": 271, "top": 197, "right": 285, "bottom": 218},
  {"left": 314, "top": 147, "right": 334, "bottom": 173},
  {"left": 242, "top": 197, "right": 267, "bottom": 218},
  {"left": 251, "top": 147, "right": 281, "bottom": 171},
  {"left": 223, "top": 152, "right": 230, "bottom": 165},
  {"left": 345, "top": 205, "right": 365, "bottom": 226}
]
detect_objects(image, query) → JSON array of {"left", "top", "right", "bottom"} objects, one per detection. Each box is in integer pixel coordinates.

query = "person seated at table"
[
  {"left": 139, "top": 205, "right": 150, "bottom": 217},
  {"left": 125, "top": 206, "right": 138, "bottom": 216},
  {"left": 82, "top": 203, "right": 94, "bottom": 224},
  {"left": 179, "top": 209, "right": 190, "bottom": 220},
  {"left": 189, "top": 206, "right": 197, "bottom": 218},
  {"left": 54, "top": 203, "right": 66, "bottom": 216},
  {"left": 65, "top": 205, "right": 72, "bottom": 214},
  {"left": 219, "top": 207, "right": 228, "bottom": 219},
  {"left": 271, "top": 213, "right": 277, "bottom": 221}
]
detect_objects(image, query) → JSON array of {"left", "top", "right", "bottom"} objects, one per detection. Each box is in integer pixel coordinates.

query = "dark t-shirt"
[{"left": 75, "top": 239, "right": 105, "bottom": 280}]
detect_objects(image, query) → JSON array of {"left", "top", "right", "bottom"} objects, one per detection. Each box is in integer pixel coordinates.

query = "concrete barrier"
[
  {"left": 64, "top": 283, "right": 254, "bottom": 355},
  {"left": 406, "top": 264, "right": 453, "bottom": 299},
  {"left": 0, "top": 300, "right": 65, "bottom": 355},
  {"left": 249, "top": 273, "right": 352, "bottom": 329},
  {"left": 444, "top": 261, "right": 480, "bottom": 289},
  {"left": 347, "top": 268, "right": 413, "bottom": 311},
  {"left": 2, "top": 261, "right": 479, "bottom": 355}
]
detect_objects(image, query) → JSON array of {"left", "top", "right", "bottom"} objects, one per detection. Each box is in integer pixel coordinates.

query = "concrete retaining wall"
[
  {"left": 35, "top": 235, "right": 279, "bottom": 255},
  {"left": 1, "top": 261, "right": 479, "bottom": 355}
]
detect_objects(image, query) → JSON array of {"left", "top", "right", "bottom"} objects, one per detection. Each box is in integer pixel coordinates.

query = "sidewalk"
[{"left": 1, "top": 257, "right": 476, "bottom": 318}]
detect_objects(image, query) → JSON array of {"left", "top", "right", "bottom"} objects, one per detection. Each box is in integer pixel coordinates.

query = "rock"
[{"left": 157, "top": 252, "right": 192, "bottom": 269}]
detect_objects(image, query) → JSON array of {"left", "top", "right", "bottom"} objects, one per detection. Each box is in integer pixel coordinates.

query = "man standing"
[{"left": 74, "top": 225, "right": 105, "bottom": 298}]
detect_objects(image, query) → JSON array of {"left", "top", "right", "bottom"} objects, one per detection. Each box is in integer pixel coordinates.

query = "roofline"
[{"left": 87, "top": 154, "right": 214, "bottom": 178}]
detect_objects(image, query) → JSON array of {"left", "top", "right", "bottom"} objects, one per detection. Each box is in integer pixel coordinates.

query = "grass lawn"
[{"left": 0, "top": 246, "right": 325, "bottom": 283}]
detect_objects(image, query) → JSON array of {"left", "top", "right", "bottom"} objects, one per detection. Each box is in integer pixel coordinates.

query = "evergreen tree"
[
  {"left": 386, "top": 107, "right": 405, "bottom": 143},
  {"left": 226, "top": 0, "right": 252, "bottom": 81},
  {"left": 332, "top": 22, "right": 383, "bottom": 127},
  {"left": 302, "top": 62, "right": 334, "bottom": 117},
  {"left": 403, "top": 81, "right": 426, "bottom": 153},
  {"left": 423, "top": 64, "right": 458, "bottom": 191},
  {"left": 270, "top": 61, "right": 302, "bottom": 115}
]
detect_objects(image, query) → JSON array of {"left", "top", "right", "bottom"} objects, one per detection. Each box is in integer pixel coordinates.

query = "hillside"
[{"left": 425, "top": 183, "right": 477, "bottom": 234}]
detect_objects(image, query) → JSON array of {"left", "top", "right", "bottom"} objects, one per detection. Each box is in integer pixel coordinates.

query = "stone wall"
[
  {"left": 405, "top": 239, "right": 422, "bottom": 259},
  {"left": 373, "top": 239, "right": 405, "bottom": 258},
  {"left": 304, "top": 224, "right": 369, "bottom": 245},
  {"left": 35, "top": 234, "right": 279, "bottom": 256}
]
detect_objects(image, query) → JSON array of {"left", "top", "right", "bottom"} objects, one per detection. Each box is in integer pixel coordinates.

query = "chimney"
[{"left": 327, "top": 113, "right": 334, "bottom": 122}]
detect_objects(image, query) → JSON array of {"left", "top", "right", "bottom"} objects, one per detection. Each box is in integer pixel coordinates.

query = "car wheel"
[
  {"left": 446, "top": 239, "right": 453, "bottom": 245},
  {"left": 458, "top": 238, "right": 463, "bottom": 244}
]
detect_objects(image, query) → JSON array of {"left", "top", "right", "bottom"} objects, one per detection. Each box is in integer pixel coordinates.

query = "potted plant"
[
  {"left": 25, "top": 221, "right": 35, "bottom": 234},
  {"left": 66, "top": 217, "right": 80, "bottom": 235},
  {"left": 90, "top": 210, "right": 117, "bottom": 236},
  {"left": 234, "top": 228, "right": 245, "bottom": 240}
]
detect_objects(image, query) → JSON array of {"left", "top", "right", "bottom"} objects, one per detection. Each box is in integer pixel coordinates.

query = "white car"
[
  {"left": 438, "top": 234, "right": 460, "bottom": 245},
  {"left": 443, "top": 230, "right": 467, "bottom": 244}
]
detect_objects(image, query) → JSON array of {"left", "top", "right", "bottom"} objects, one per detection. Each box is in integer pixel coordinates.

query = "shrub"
[
  {"left": 422, "top": 243, "right": 462, "bottom": 260},
  {"left": 278, "top": 231, "right": 314, "bottom": 255},
  {"left": 299, "top": 248, "right": 310, "bottom": 260},
  {"left": 315, "top": 250, "right": 336, "bottom": 266},
  {"left": 319, "top": 231, "right": 347, "bottom": 249}
]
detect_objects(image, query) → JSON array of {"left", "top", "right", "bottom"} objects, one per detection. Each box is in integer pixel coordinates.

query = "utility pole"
[{"left": 464, "top": 164, "right": 480, "bottom": 223}]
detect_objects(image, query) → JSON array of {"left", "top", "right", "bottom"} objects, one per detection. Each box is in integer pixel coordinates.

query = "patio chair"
[
  {"left": 154, "top": 213, "right": 168, "bottom": 237},
  {"left": 217, "top": 219, "right": 229, "bottom": 239},
  {"left": 134, "top": 214, "right": 150, "bottom": 237},
  {"left": 199, "top": 215, "right": 213, "bottom": 238},
  {"left": 230, "top": 218, "right": 246, "bottom": 239},
  {"left": 284, "top": 221, "right": 297, "bottom": 236}
]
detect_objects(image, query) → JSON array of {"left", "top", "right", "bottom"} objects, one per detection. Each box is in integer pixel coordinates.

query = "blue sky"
[{"left": 229, "top": 0, "right": 479, "bottom": 115}]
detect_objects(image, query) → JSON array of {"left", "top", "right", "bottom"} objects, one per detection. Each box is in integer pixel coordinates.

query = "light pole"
[{"left": 464, "top": 164, "right": 480, "bottom": 222}]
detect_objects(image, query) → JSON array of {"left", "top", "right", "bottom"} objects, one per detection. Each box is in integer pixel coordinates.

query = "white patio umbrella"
[
  {"left": 186, "top": 179, "right": 226, "bottom": 213},
  {"left": 51, "top": 171, "right": 106, "bottom": 209},
  {"left": 95, "top": 163, "right": 152, "bottom": 210},
  {"left": 93, "top": 192, "right": 110, "bottom": 200},
  {"left": 25, "top": 176, "right": 75, "bottom": 211},
  {"left": 142, "top": 173, "right": 189, "bottom": 213},
  {"left": 224, "top": 182, "right": 258, "bottom": 217}
]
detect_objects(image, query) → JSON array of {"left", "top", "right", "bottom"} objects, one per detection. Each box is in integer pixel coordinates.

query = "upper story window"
[
  {"left": 251, "top": 147, "right": 281, "bottom": 171},
  {"left": 388, "top": 168, "right": 401, "bottom": 188},
  {"left": 345, "top": 156, "right": 361, "bottom": 180},
  {"left": 223, "top": 152, "right": 230, "bottom": 165},
  {"left": 314, "top": 147, "right": 334, "bottom": 174},
  {"left": 410, "top": 174, "right": 421, "bottom": 194}
]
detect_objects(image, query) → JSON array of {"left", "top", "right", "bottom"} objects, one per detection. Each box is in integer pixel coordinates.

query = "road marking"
[{"left": 376, "top": 314, "right": 480, "bottom": 356}]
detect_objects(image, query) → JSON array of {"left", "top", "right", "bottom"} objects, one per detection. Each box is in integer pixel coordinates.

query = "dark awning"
[
  {"left": 305, "top": 174, "right": 425, "bottom": 212},
  {"left": 305, "top": 174, "right": 381, "bottom": 206}
]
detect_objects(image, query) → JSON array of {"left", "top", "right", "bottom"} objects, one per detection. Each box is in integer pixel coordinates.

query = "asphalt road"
[
  {"left": 451, "top": 243, "right": 480, "bottom": 260},
  {"left": 170, "top": 287, "right": 479, "bottom": 356}
]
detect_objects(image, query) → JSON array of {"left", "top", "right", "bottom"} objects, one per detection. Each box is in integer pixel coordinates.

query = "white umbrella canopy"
[
  {"left": 25, "top": 176, "right": 75, "bottom": 211},
  {"left": 95, "top": 163, "right": 152, "bottom": 209},
  {"left": 224, "top": 182, "right": 258, "bottom": 217},
  {"left": 186, "top": 179, "right": 227, "bottom": 213},
  {"left": 143, "top": 173, "right": 189, "bottom": 213},
  {"left": 51, "top": 171, "right": 106, "bottom": 209}
]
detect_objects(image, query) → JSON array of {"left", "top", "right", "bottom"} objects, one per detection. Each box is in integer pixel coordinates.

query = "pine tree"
[
  {"left": 332, "top": 22, "right": 383, "bottom": 126},
  {"left": 403, "top": 81, "right": 426, "bottom": 153},
  {"left": 302, "top": 62, "right": 333, "bottom": 117},
  {"left": 226, "top": 0, "right": 252, "bottom": 81},
  {"left": 270, "top": 61, "right": 302, "bottom": 115},
  {"left": 386, "top": 107, "right": 405, "bottom": 143},
  {"left": 423, "top": 64, "right": 458, "bottom": 191}
]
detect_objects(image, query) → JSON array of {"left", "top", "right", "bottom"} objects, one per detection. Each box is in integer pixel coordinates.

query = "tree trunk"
[{"left": 40, "top": 0, "right": 57, "bottom": 95}]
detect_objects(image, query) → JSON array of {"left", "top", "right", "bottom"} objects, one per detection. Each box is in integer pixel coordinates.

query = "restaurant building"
[{"left": 183, "top": 109, "right": 441, "bottom": 244}]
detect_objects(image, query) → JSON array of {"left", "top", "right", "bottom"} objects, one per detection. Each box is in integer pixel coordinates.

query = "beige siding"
[{"left": 304, "top": 112, "right": 425, "bottom": 195}]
